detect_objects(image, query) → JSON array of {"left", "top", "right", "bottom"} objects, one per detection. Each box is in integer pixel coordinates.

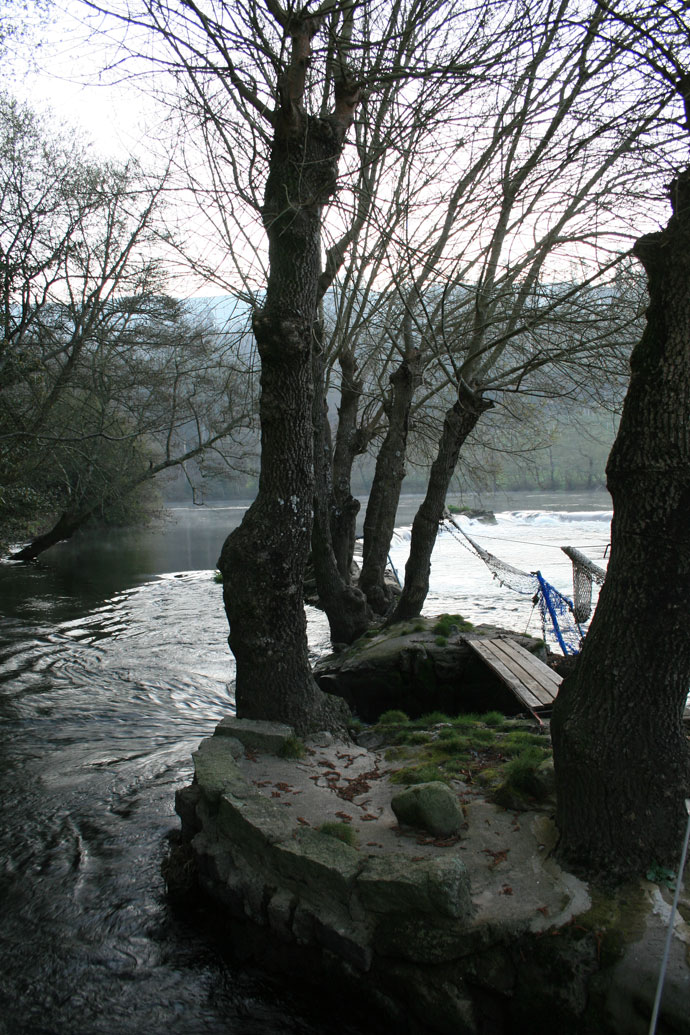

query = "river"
[{"left": 0, "top": 491, "right": 611, "bottom": 1034}]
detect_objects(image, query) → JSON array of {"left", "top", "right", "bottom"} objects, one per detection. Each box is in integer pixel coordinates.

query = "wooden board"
[{"left": 465, "top": 638, "right": 562, "bottom": 718}]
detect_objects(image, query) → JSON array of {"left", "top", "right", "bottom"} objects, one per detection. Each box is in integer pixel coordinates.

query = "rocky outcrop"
[
  {"left": 314, "top": 618, "right": 547, "bottom": 721},
  {"left": 168, "top": 717, "right": 690, "bottom": 1035}
]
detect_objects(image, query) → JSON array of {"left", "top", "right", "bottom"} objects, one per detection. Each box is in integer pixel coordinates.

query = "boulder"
[
  {"left": 391, "top": 781, "right": 464, "bottom": 837},
  {"left": 314, "top": 619, "right": 547, "bottom": 721}
]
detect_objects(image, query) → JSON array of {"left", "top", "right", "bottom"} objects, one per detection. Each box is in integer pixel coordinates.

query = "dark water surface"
[
  {"left": 0, "top": 492, "right": 610, "bottom": 1034},
  {"left": 0, "top": 505, "right": 353, "bottom": 1035}
]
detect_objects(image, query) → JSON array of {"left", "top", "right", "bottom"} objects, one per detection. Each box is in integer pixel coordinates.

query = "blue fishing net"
[
  {"left": 535, "top": 572, "right": 583, "bottom": 655},
  {"left": 443, "top": 515, "right": 585, "bottom": 655}
]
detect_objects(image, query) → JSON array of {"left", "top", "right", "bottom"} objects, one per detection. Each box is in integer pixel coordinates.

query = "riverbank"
[{"left": 169, "top": 713, "right": 690, "bottom": 1035}]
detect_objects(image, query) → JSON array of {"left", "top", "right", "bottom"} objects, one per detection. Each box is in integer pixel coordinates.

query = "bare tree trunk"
[
  {"left": 218, "top": 27, "right": 359, "bottom": 732},
  {"left": 359, "top": 349, "right": 421, "bottom": 613},
  {"left": 330, "top": 345, "right": 365, "bottom": 582},
  {"left": 311, "top": 326, "right": 371, "bottom": 645},
  {"left": 551, "top": 168, "right": 690, "bottom": 880},
  {"left": 9, "top": 430, "right": 237, "bottom": 563},
  {"left": 10, "top": 511, "right": 85, "bottom": 561},
  {"left": 388, "top": 384, "right": 493, "bottom": 624}
]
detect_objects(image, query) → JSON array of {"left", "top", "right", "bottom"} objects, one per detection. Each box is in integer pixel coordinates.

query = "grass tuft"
[
  {"left": 414, "top": 711, "right": 452, "bottom": 727},
  {"left": 319, "top": 821, "right": 358, "bottom": 847},
  {"left": 378, "top": 709, "right": 410, "bottom": 725},
  {"left": 278, "top": 735, "right": 306, "bottom": 760}
]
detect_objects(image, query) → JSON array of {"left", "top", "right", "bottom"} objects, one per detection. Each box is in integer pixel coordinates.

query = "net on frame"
[
  {"left": 560, "top": 546, "right": 607, "bottom": 624},
  {"left": 442, "top": 513, "right": 586, "bottom": 655}
]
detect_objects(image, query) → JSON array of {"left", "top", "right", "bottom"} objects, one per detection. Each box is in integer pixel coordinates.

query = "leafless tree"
[{"left": 0, "top": 94, "right": 255, "bottom": 559}]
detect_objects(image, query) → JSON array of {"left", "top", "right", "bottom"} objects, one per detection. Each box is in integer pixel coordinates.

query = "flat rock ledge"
[{"left": 168, "top": 717, "right": 690, "bottom": 1035}]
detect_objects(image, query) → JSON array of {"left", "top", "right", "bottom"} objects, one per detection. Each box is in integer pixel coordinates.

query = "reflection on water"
[
  {"left": 0, "top": 557, "right": 349, "bottom": 1033},
  {"left": 0, "top": 492, "right": 611, "bottom": 1034}
]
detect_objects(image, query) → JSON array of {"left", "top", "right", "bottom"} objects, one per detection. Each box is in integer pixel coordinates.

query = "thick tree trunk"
[
  {"left": 330, "top": 346, "right": 364, "bottom": 582},
  {"left": 10, "top": 510, "right": 85, "bottom": 561},
  {"left": 359, "top": 351, "right": 421, "bottom": 613},
  {"left": 311, "top": 328, "right": 371, "bottom": 645},
  {"left": 388, "top": 385, "right": 493, "bottom": 624},
  {"left": 218, "top": 66, "right": 356, "bottom": 733},
  {"left": 551, "top": 169, "right": 690, "bottom": 880}
]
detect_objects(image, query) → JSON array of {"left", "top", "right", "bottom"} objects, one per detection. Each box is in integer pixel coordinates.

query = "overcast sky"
[{"left": 7, "top": 1, "right": 164, "bottom": 162}]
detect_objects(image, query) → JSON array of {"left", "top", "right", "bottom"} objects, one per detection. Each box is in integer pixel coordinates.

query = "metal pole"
[{"left": 648, "top": 798, "right": 690, "bottom": 1035}]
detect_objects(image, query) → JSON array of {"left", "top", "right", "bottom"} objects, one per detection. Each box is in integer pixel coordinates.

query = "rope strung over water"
[{"left": 441, "top": 512, "right": 586, "bottom": 655}]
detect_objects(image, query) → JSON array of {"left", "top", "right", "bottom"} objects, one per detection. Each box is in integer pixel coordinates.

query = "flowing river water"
[{"left": 0, "top": 492, "right": 612, "bottom": 1034}]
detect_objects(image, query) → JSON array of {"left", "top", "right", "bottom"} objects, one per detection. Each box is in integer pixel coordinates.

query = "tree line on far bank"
[{"left": 176, "top": 403, "right": 618, "bottom": 503}]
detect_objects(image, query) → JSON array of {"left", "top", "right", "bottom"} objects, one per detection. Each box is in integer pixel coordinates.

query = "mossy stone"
[
  {"left": 391, "top": 781, "right": 464, "bottom": 836},
  {"left": 192, "top": 736, "right": 248, "bottom": 803}
]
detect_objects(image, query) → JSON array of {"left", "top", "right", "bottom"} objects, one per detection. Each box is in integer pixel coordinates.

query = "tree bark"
[
  {"left": 359, "top": 349, "right": 421, "bottom": 613},
  {"left": 330, "top": 345, "right": 365, "bottom": 582},
  {"left": 10, "top": 510, "right": 85, "bottom": 561},
  {"left": 551, "top": 169, "right": 690, "bottom": 880},
  {"left": 388, "top": 384, "right": 493, "bottom": 624},
  {"left": 311, "top": 325, "right": 371, "bottom": 645},
  {"left": 218, "top": 31, "right": 358, "bottom": 733}
]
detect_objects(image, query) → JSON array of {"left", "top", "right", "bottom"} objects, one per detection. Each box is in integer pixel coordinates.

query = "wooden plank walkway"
[{"left": 465, "top": 638, "right": 562, "bottom": 721}]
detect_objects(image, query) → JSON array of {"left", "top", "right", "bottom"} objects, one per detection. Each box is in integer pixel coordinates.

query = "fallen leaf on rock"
[
  {"left": 415, "top": 834, "right": 462, "bottom": 847},
  {"left": 275, "top": 782, "right": 292, "bottom": 792},
  {"left": 297, "top": 817, "right": 310, "bottom": 825},
  {"left": 361, "top": 814, "right": 378, "bottom": 821},
  {"left": 483, "top": 848, "right": 509, "bottom": 867},
  {"left": 537, "top": 906, "right": 549, "bottom": 916},
  {"left": 337, "top": 769, "right": 380, "bottom": 801},
  {"left": 271, "top": 791, "right": 281, "bottom": 798},
  {"left": 500, "top": 885, "right": 513, "bottom": 896},
  {"left": 335, "top": 812, "right": 352, "bottom": 822}
]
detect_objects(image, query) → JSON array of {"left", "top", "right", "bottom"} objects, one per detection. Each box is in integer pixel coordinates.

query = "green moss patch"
[
  {"left": 432, "top": 613, "right": 474, "bottom": 637},
  {"left": 372, "top": 710, "right": 553, "bottom": 808},
  {"left": 319, "top": 821, "right": 358, "bottom": 847}
]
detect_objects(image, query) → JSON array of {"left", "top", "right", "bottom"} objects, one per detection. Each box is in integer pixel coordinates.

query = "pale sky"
[{"left": 6, "top": 1, "right": 166, "bottom": 163}]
